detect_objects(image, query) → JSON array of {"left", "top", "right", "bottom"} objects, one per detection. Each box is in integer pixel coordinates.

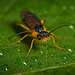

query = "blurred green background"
[{"left": 0, "top": 0, "right": 75, "bottom": 75}]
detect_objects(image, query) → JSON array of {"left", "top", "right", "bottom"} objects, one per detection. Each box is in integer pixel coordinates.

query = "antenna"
[
  {"left": 16, "top": 30, "right": 32, "bottom": 36},
  {"left": 49, "top": 25, "right": 69, "bottom": 34}
]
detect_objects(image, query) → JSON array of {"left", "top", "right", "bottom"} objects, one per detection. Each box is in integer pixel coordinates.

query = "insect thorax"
[
  {"left": 34, "top": 24, "right": 43, "bottom": 33},
  {"left": 37, "top": 31, "right": 49, "bottom": 40}
]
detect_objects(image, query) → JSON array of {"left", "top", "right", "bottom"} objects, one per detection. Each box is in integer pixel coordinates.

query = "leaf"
[{"left": 0, "top": 0, "right": 75, "bottom": 75}]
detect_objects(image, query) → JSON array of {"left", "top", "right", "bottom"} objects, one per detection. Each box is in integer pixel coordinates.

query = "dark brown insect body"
[
  {"left": 21, "top": 10, "right": 49, "bottom": 40},
  {"left": 9, "top": 10, "right": 67, "bottom": 57}
]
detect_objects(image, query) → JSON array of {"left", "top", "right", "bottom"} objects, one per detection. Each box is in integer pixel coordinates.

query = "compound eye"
[
  {"left": 47, "top": 34, "right": 49, "bottom": 37},
  {"left": 46, "top": 32, "right": 49, "bottom": 37},
  {"left": 37, "top": 35, "right": 41, "bottom": 40}
]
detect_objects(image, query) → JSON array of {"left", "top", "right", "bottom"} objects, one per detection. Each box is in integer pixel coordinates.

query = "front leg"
[
  {"left": 47, "top": 31, "right": 65, "bottom": 40},
  {"left": 51, "top": 32, "right": 65, "bottom": 40},
  {"left": 49, "top": 36, "right": 65, "bottom": 50},
  {"left": 25, "top": 39, "right": 39, "bottom": 57}
]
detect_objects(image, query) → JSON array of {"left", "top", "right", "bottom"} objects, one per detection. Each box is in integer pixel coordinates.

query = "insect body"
[
  {"left": 21, "top": 10, "right": 49, "bottom": 42},
  {"left": 9, "top": 10, "right": 67, "bottom": 57}
]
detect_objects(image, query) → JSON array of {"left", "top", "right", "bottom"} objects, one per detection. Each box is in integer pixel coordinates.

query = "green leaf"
[{"left": 0, "top": 0, "right": 75, "bottom": 75}]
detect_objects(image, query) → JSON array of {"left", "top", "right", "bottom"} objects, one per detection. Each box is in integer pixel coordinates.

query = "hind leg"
[{"left": 41, "top": 19, "right": 44, "bottom": 24}]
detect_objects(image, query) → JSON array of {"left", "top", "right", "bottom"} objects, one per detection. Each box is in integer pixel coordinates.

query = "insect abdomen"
[{"left": 21, "top": 10, "right": 42, "bottom": 30}]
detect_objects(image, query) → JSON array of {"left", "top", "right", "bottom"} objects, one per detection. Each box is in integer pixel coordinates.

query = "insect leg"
[
  {"left": 51, "top": 33, "right": 65, "bottom": 40},
  {"left": 8, "top": 34, "right": 32, "bottom": 46},
  {"left": 41, "top": 19, "right": 44, "bottom": 24},
  {"left": 16, "top": 23, "right": 30, "bottom": 30},
  {"left": 47, "top": 31, "right": 65, "bottom": 40},
  {"left": 49, "top": 36, "right": 65, "bottom": 50},
  {"left": 25, "top": 39, "right": 38, "bottom": 57}
]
